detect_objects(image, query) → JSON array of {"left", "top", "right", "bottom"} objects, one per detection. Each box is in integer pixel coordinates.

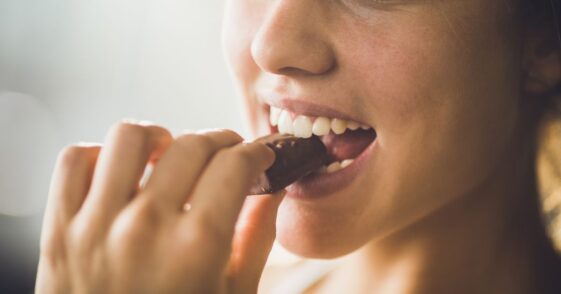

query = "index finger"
[{"left": 186, "top": 141, "right": 275, "bottom": 239}]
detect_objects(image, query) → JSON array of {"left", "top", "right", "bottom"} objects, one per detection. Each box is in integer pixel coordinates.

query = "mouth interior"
[
  {"left": 321, "top": 128, "right": 377, "bottom": 164},
  {"left": 270, "top": 125, "right": 377, "bottom": 165}
]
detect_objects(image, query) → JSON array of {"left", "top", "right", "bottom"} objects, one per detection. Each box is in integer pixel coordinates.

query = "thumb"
[{"left": 227, "top": 190, "right": 285, "bottom": 293}]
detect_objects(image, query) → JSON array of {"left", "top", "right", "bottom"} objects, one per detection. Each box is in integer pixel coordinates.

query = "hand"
[{"left": 36, "top": 121, "right": 283, "bottom": 294}]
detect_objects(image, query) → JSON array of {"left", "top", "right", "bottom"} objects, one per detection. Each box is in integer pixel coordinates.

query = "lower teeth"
[{"left": 320, "top": 159, "right": 355, "bottom": 174}]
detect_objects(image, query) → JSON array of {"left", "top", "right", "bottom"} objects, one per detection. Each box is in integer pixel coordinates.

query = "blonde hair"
[
  {"left": 536, "top": 102, "right": 561, "bottom": 252},
  {"left": 526, "top": 0, "right": 561, "bottom": 252}
]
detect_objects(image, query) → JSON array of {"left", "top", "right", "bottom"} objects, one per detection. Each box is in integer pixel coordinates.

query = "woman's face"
[{"left": 222, "top": 0, "right": 525, "bottom": 258}]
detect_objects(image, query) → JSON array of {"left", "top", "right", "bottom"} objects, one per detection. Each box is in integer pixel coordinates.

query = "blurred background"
[{"left": 0, "top": 1, "right": 267, "bottom": 292}]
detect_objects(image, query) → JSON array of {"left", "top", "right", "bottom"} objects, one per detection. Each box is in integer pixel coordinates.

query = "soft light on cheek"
[
  {"left": 222, "top": 1, "right": 275, "bottom": 138},
  {"left": 222, "top": 31, "right": 266, "bottom": 137},
  {"left": 352, "top": 49, "right": 434, "bottom": 133},
  {"left": 334, "top": 19, "right": 439, "bottom": 124},
  {"left": 223, "top": 0, "right": 271, "bottom": 84}
]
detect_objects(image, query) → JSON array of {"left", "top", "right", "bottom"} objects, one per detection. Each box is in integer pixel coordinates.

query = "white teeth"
[
  {"left": 347, "top": 121, "right": 360, "bottom": 131},
  {"left": 321, "top": 159, "right": 355, "bottom": 174},
  {"left": 326, "top": 162, "right": 341, "bottom": 173},
  {"left": 312, "top": 117, "right": 331, "bottom": 136},
  {"left": 340, "top": 159, "right": 354, "bottom": 168},
  {"left": 278, "top": 110, "right": 293, "bottom": 134},
  {"left": 293, "top": 116, "right": 313, "bottom": 138},
  {"left": 331, "top": 118, "right": 347, "bottom": 135},
  {"left": 268, "top": 106, "right": 372, "bottom": 135},
  {"left": 269, "top": 107, "right": 282, "bottom": 126}
]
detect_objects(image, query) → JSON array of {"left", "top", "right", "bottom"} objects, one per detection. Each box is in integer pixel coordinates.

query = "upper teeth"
[
  {"left": 293, "top": 116, "right": 313, "bottom": 138},
  {"left": 270, "top": 106, "right": 371, "bottom": 138},
  {"left": 278, "top": 110, "right": 293, "bottom": 134}
]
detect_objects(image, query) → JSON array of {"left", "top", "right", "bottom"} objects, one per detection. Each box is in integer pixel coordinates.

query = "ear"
[{"left": 523, "top": 29, "right": 561, "bottom": 96}]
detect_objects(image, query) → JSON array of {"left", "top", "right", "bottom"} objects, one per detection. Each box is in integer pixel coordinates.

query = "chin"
[{"left": 274, "top": 198, "right": 371, "bottom": 259}]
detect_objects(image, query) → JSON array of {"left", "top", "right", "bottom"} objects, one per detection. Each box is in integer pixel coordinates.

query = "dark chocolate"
[{"left": 249, "top": 134, "right": 328, "bottom": 195}]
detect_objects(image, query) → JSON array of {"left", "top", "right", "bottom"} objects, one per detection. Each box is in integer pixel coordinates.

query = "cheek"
[
  {"left": 222, "top": 1, "right": 266, "bottom": 136},
  {"left": 350, "top": 13, "right": 522, "bottom": 226},
  {"left": 235, "top": 3, "right": 523, "bottom": 257},
  {"left": 222, "top": 1, "right": 259, "bottom": 87},
  {"left": 276, "top": 198, "right": 372, "bottom": 258}
]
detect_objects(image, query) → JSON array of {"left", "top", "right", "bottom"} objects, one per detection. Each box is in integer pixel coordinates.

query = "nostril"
[
  {"left": 249, "top": 12, "right": 336, "bottom": 76},
  {"left": 251, "top": 40, "right": 337, "bottom": 76},
  {"left": 277, "top": 67, "right": 322, "bottom": 76}
]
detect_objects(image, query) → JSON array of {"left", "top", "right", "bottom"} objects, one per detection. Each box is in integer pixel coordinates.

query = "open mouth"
[{"left": 268, "top": 105, "right": 377, "bottom": 174}]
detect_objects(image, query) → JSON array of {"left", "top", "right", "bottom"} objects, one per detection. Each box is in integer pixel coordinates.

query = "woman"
[{"left": 36, "top": 0, "right": 561, "bottom": 293}]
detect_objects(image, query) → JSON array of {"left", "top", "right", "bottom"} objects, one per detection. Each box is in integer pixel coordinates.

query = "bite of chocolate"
[{"left": 249, "top": 134, "right": 328, "bottom": 195}]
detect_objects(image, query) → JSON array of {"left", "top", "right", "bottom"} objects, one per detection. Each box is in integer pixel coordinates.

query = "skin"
[
  {"left": 222, "top": 0, "right": 561, "bottom": 292},
  {"left": 224, "top": 0, "right": 524, "bottom": 257},
  {"left": 37, "top": 0, "right": 561, "bottom": 293},
  {"left": 36, "top": 125, "right": 283, "bottom": 293}
]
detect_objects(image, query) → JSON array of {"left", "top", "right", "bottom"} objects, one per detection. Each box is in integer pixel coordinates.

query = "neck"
[{"left": 322, "top": 113, "right": 561, "bottom": 293}]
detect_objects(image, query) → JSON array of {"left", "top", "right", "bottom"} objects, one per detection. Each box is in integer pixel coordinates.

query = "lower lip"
[{"left": 286, "top": 138, "right": 378, "bottom": 200}]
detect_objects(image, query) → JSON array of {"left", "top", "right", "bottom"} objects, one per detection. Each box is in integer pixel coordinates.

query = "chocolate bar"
[{"left": 249, "top": 134, "right": 328, "bottom": 195}]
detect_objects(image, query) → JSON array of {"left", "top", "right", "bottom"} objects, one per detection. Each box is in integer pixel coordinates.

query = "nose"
[{"left": 250, "top": 0, "right": 336, "bottom": 76}]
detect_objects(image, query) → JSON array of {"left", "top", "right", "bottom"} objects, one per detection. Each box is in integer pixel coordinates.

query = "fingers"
[
  {"left": 40, "top": 144, "right": 100, "bottom": 258},
  {"left": 141, "top": 129, "right": 243, "bottom": 211},
  {"left": 46, "top": 144, "right": 101, "bottom": 223},
  {"left": 227, "top": 191, "right": 285, "bottom": 293},
  {"left": 187, "top": 141, "right": 275, "bottom": 239},
  {"left": 39, "top": 125, "right": 280, "bottom": 294},
  {"left": 81, "top": 122, "right": 173, "bottom": 220}
]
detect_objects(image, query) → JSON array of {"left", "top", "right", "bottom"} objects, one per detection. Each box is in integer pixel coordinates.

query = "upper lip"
[{"left": 260, "top": 92, "right": 371, "bottom": 126}]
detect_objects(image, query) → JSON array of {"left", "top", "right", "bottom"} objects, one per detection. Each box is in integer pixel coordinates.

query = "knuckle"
[
  {"left": 211, "top": 149, "right": 255, "bottom": 179},
  {"left": 227, "top": 147, "right": 256, "bottom": 170},
  {"left": 109, "top": 121, "right": 150, "bottom": 147},
  {"left": 188, "top": 214, "right": 228, "bottom": 247},
  {"left": 176, "top": 133, "right": 215, "bottom": 151},
  {"left": 220, "top": 129, "right": 243, "bottom": 141},
  {"left": 66, "top": 218, "right": 99, "bottom": 258},
  {"left": 57, "top": 145, "right": 91, "bottom": 170},
  {"left": 108, "top": 200, "right": 160, "bottom": 249},
  {"left": 235, "top": 146, "right": 256, "bottom": 162},
  {"left": 214, "top": 148, "right": 234, "bottom": 162},
  {"left": 39, "top": 227, "right": 66, "bottom": 263}
]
